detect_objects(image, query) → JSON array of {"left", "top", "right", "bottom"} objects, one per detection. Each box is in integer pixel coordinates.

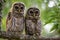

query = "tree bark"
[{"left": 0, "top": 32, "right": 60, "bottom": 40}]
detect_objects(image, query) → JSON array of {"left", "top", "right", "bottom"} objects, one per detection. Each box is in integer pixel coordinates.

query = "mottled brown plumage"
[
  {"left": 6, "top": 2, "right": 25, "bottom": 34},
  {"left": 25, "top": 7, "right": 41, "bottom": 37}
]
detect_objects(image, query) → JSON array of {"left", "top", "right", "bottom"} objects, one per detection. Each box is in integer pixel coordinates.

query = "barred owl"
[
  {"left": 6, "top": 2, "right": 25, "bottom": 34},
  {"left": 25, "top": 7, "right": 41, "bottom": 37}
]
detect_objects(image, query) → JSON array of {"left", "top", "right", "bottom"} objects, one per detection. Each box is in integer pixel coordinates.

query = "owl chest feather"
[
  {"left": 26, "top": 19, "right": 41, "bottom": 34},
  {"left": 26, "top": 20, "right": 36, "bottom": 33},
  {"left": 11, "top": 17, "right": 24, "bottom": 31}
]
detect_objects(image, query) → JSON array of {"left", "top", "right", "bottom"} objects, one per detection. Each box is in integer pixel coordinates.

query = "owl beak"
[
  {"left": 34, "top": 13, "right": 35, "bottom": 17},
  {"left": 19, "top": 10, "right": 21, "bottom": 13}
]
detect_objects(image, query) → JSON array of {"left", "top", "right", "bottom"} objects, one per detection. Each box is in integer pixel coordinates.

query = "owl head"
[
  {"left": 12, "top": 2, "right": 25, "bottom": 14},
  {"left": 26, "top": 7, "right": 40, "bottom": 20}
]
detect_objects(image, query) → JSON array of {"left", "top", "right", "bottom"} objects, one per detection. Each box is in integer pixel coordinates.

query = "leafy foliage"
[
  {"left": 42, "top": 0, "right": 60, "bottom": 35},
  {"left": 2, "top": 0, "right": 60, "bottom": 37}
]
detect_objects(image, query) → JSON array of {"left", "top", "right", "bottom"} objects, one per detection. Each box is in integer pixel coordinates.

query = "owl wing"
[
  {"left": 25, "top": 20, "right": 35, "bottom": 35},
  {"left": 6, "top": 12, "right": 12, "bottom": 31},
  {"left": 35, "top": 20, "right": 42, "bottom": 35}
]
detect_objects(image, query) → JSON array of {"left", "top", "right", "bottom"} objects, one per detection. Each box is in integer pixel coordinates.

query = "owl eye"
[
  {"left": 35, "top": 11, "right": 39, "bottom": 13},
  {"left": 0, "top": 3, "right": 2, "bottom": 7},
  {"left": 35, "top": 11, "right": 39, "bottom": 16},
  {"left": 20, "top": 7, "right": 24, "bottom": 9},
  {"left": 29, "top": 11, "right": 33, "bottom": 16},
  {"left": 15, "top": 6, "right": 19, "bottom": 9},
  {"left": 30, "top": 11, "right": 33, "bottom": 13}
]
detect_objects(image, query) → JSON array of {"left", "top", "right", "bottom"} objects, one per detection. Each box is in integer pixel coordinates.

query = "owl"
[
  {"left": 6, "top": 2, "right": 25, "bottom": 34},
  {"left": 25, "top": 7, "right": 41, "bottom": 37}
]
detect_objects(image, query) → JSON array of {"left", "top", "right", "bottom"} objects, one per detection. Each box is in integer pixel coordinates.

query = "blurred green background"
[{"left": 1, "top": 0, "right": 60, "bottom": 39}]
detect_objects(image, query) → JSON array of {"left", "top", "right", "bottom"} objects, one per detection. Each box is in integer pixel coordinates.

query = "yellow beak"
[
  {"left": 34, "top": 13, "right": 35, "bottom": 17},
  {"left": 19, "top": 10, "right": 21, "bottom": 12}
]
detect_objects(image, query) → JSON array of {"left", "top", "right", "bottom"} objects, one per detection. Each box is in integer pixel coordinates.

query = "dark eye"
[
  {"left": 0, "top": 3, "right": 2, "bottom": 7},
  {"left": 35, "top": 11, "right": 39, "bottom": 13},
  {"left": 29, "top": 11, "right": 33, "bottom": 16},
  {"left": 30, "top": 11, "right": 33, "bottom": 13},
  {"left": 35, "top": 11, "right": 39, "bottom": 16},
  {"left": 20, "top": 7, "right": 24, "bottom": 9},
  {"left": 15, "top": 6, "right": 19, "bottom": 9}
]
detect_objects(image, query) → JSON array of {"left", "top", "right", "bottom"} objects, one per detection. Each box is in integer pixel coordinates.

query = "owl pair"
[{"left": 6, "top": 2, "right": 41, "bottom": 37}]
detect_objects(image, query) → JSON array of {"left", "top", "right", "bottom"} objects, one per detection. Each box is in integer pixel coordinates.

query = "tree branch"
[
  {"left": 0, "top": 31, "right": 60, "bottom": 40},
  {"left": 0, "top": 0, "right": 60, "bottom": 40}
]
